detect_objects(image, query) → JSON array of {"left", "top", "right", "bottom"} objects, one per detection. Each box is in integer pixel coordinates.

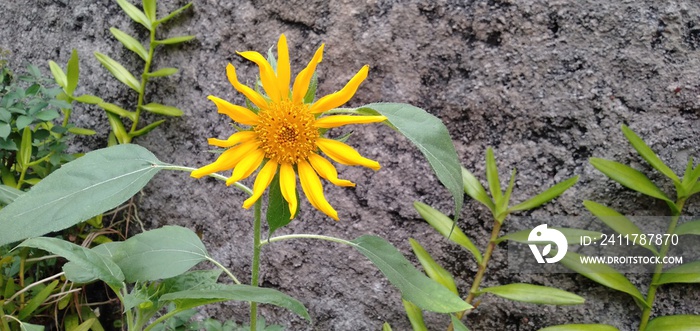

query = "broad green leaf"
[
  {"left": 110, "top": 27, "right": 148, "bottom": 61},
  {"left": 654, "top": 261, "right": 700, "bottom": 285},
  {"left": 266, "top": 172, "right": 295, "bottom": 236},
  {"left": 154, "top": 35, "right": 196, "bottom": 45},
  {"left": 589, "top": 157, "right": 671, "bottom": 203},
  {"left": 16, "top": 115, "right": 33, "bottom": 130},
  {"left": 538, "top": 325, "right": 620, "bottom": 331},
  {"left": 583, "top": 200, "right": 658, "bottom": 255},
  {"left": 510, "top": 176, "right": 579, "bottom": 212},
  {"left": 143, "top": 0, "right": 156, "bottom": 21},
  {"left": 559, "top": 252, "right": 647, "bottom": 306},
  {"left": 409, "top": 238, "right": 458, "bottom": 294},
  {"left": 675, "top": 220, "right": 700, "bottom": 235},
  {"left": 145, "top": 67, "right": 179, "bottom": 77},
  {"left": 99, "top": 102, "right": 137, "bottom": 121},
  {"left": 477, "top": 283, "right": 584, "bottom": 305},
  {"left": 496, "top": 227, "right": 602, "bottom": 245},
  {"left": 157, "top": 2, "right": 193, "bottom": 24},
  {"left": 0, "top": 184, "right": 23, "bottom": 205},
  {"left": 67, "top": 127, "right": 97, "bottom": 135},
  {"left": 622, "top": 125, "right": 679, "bottom": 182},
  {"left": 646, "top": 315, "right": 700, "bottom": 331},
  {"left": 350, "top": 235, "right": 471, "bottom": 313},
  {"left": 116, "top": 0, "right": 152, "bottom": 30},
  {"left": 73, "top": 94, "right": 103, "bottom": 105},
  {"left": 66, "top": 49, "right": 79, "bottom": 95},
  {"left": 131, "top": 119, "right": 165, "bottom": 137},
  {"left": 0, "top": 123, "right": 10, "bottom": 139},
  {"left": 160, "top": 284, "right": 310, "bottom": 321},
  {"left": 0, "top": 145, "right": 164, "bottom": 246},
  {"left": 160, "top": 270, "right": 223, "bottom": 294},
  {"left": 413, "top": 202, "right": 482, "bottom": 264},
  {"left": 450, "top": 315, "right": 471, "bottom": 331},
  {"left": 462, "top": 166, "right": 494, "bottom": 210},
  {"left": 18, "top": 237, "right": 124, "bottom": 287},
  {"left": 357, "top": 103, "right": 463, "bottom": 222},
  {"left": 18, "top": 279, "right": 59, "bottom": 320},
  {"left": 402, "top": 299, "right": 427, "bottom": 331},
  {"left": 486, "top": 147, "right": 502, "bottom": 202},
  {"left": 382, "top": 322, "right": 393, "bottom": 331},
  {"left": 63, "top": 242, "right": 124, "bottom": 284},
  {"left": 48, "top": 60, "right": 67, "bottom": 89},
  {"left": 94, "top": 52, "right": 142, "bottom": 92},
  {"left": 142, "top": 103, "right": 184, "bottom": 116}
]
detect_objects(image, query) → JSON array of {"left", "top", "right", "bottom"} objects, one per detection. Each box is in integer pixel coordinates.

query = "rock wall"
[{"left": 1, "top": 0, "right": 699, "bottom": 330}]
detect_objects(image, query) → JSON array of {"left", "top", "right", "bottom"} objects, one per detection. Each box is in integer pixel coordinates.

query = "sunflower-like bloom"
[{"left": 192, "top": 34, "right": 386, "bottom": 221}]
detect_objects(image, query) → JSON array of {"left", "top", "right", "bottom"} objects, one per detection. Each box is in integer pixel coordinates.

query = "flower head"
[{"left": 192, "top": 34, "right": 386, "bottom": 220}]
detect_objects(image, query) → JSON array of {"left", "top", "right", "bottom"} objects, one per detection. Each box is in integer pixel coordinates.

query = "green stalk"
[
  {"left": 143, "top": 308, "right": 187, "bottom": 331},
  {"left": 250, "top": 199, "right": 263, "bottom": 331},
  {"left": 0, "top": 303, "right": 11, "bottom": 331},
  {"left": 129, "top": 25, "right": 157, "bottom": 137},
  {"left": 638, "top": 199, "right": 686, "bottom": 331}
]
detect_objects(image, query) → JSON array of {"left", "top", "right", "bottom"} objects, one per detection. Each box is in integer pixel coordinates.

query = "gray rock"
[{"left": 1, "top": 0, "right": 699, "bottom": 330}]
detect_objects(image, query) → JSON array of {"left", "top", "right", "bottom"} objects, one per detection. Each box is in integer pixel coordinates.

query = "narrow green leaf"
[
  {"left": 94, "top": 52, "right": 141, "bottom": 92},
  {"left": 646, "top": 315, "right": 700, "bottom": 331},
  {"left": 142, "top": 103, "right": 184, "bottom": 116},
  {"left": 0, "top": 184, "right": 23, "bottom": 205},
  {"left": 559, "top": 252, "right": 647, "bottom": 306},
  {"left": 461, "top": 166, "right": 494, "bottom": 210},
  {"left": 486, "top": 147, "right": 502, "bottom": 202},
  {"left": 675, "top": 220, "right": 700, "bottom": 236},
  {"left": 145, "top": 67, "right": 178, "bottom": 77},
  {"left": 266, "top": 172, "right": 294, "bottom": 236},
  {"left": 357, "top": 103, "right": 463, "bottom": 223},
  {"left": 143, "top": 0, "right": 156, "bottom": 21},
  {"left": 589, "top": 157, "right": 671, "bottom": 202},
  {"left": 66, "top": 49, "right": 80, "bottom": 95},
  {"left": 157, "top": 2, "right": 193, "bottom": 24},
  {"left": 509, "top": 176, "right": 579, "bottom": 212},
  {"left": 116, "top": 0, "right": 152, "bottom": 30},
  {"left": 18, "top": 280, "right": 59, "bottom": 320},
  {"left": 17, "top": 127, "right": 32, "bottom": 170},
  {"left": 496, "top": 169, "right": 516, "bottom": 217},
  {"left": 402, "top": 299, "right": 428, "bottom": 331},
  {"left": 538, "top": 324, "right": 620, "bottom": 331},
  {"left": 16, "top": 322, "right": 45, "bottom": 331},
  {"left": 382, "top": 322, "right": 393, "bottom": 331},
  {"left": 110, "top": 27, "right": 148, "bottom": 61},
  {"left": 18, "top": 237, "right": 124, "bottom": 287},
  {"left": 98, "top": 102, "right": 137, "bottom": 121},
  {"left": 654, "top": 261, "right": 700, "bottom": 285},
  {"left": 154, "top": 35, "right": 196, "bottom": 45},
  {"left": 48, "top": 60, "right": 67, "bottom": 89},
  {"left": 351, "top": 235, "right": 471, "bottom": 313},
  {"left": 0, "top": 145, "right": 164, "bottom": 246},
  {"left": 67, "top": 127, "right": 97, "bottom": 136},
  {"left": 477, "top": 283, "right": 584, "bottom": 305},
  {"left": 106, "top": 112, "right": 130, "bottom": 144},
  {"left": 583, "top": 200, "right": 658, "bottom": 255},
  {"left": 691, "top": 181, "right": 700, "bottom": 196},
  {"left": 409, "top": 238, "right": 458, "bottom": 294},
  {"left": 450, "top": 315, "right": 471, "bottom": 331},
  {"left": 496, "top": 227, "right": 602, "bottom": 245},
  {"left": 131, "top": 119, "right": 165, "bottom": 137},
  {"left": 160, "top": 284, "right": 311, "bottom": 321},
  {"left": 622, "top": 125, "right": 679, "bottom": 182},
  {"left": 413, "top": 202, "right": 483, "bottom": 264},
  {"left": 73, "top": 94, "right": 103, "bottom": 105},
  {"left": 303, "top": 72, "right": 318, "bottom": 104}
]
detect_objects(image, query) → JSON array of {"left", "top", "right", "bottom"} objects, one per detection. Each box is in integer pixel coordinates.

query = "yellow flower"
[{"left": 192, "top": 34, "right": 386, "bottom": 221}]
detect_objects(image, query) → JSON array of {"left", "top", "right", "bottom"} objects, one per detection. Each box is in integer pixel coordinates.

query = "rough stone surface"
[{"left": 2, "top": 0, "right": 700, "bottom": 330}]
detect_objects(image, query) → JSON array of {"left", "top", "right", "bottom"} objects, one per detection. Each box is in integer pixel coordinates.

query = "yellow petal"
[
  {"left": 309, "top": 65, "right": 369, "bottom": 114},
  {"left": 279, "top": 163, "right": 298, "bottom": 219},
  {"left": 237, "top": 51, "right": 281, "bottom": 101},
  {"left": 307, "top": 153, "right": 355, "bottom": 187},
  {"left": 226, "top": 148, "right": 265, "bottom": 186},
  {"left": 316, "top": 138, "right": 380, "bottom": 171},
  {"left": 243, "top": 160, "right": 279, "bottom": 209},
  {"left": 191, "top": 141, "right": 260, "bottom": 178},
  {"left": 298, "top": 160, "right": 338, "bottom": 221},
  {"left": 292, "top": 44, "right": 324, "bottom": 104},
  {"left": 207, "top": 95, "right": 259, "bottom": 125},
  {"left": 226, "top": 63, "right": 268, "bottom": 109},
  {"left": 314, "top": 115, "right": 387, "bottom": 128},
  {"left": 276, "top": 34, "right": 291, "bottom": 100},
  {"left": 207, "top": 131, "right": 257, "bottom": 148}
]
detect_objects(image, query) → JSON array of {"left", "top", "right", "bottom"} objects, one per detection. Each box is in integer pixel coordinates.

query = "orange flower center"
[{"left": 254, "top": 100, "right": 319, "bottom": 164}]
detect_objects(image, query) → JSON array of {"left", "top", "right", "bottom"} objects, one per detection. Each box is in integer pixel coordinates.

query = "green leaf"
[
  {"left": 486, "top": 147, "right": 502, "bottom": 202},
  {"left": 538, "top": 325, "right": 620, "bottom": 331},
  {"left": 73, "top": 94, "right": 103, "bottom": 105},
  {"left": 94, "top": 52, "right": 142, "bottom": 92},
  {"left": 589, "top": 157, "right": 671, "bottom": 203},
  {"left": 675, "top": 220, "right": 700, "bottom": 235},
  {"left": 98, "top": 102, "right": 137, "bottom": 121},
  {"left": 413, "top": 201, "right": 482, "bottom": 263},
  {"left": 18, "top": 237, "right": 124, "bottom": 287},
  {"left": 110, "top": 27, "right": 148, "bottom": 61},
  {"left": 496, "top": 227, "right": 602, "bottom": 245},
  {"left": 35, "top": 109, "right": 60, "bottom": 121},
  {"left": 654, "top": 261, "right": 700, "bottom": 285},
  {"left": 350, "top": 235, "right": 471, "bottom": 313},
  {"left": 461, "top": 166, "right": 494, "bottom": 210},
  {"left": 116, "top": 0, "right": 152, "bottom": 30},
  {"left": 450, "top": 315, "right": 471, "bottom": 331},
  {"left": 154, "top": 35, "right": 196, "bottom": 45},
  {"left": 131, "top": 119, "right": 165, "bottom": 137},
  {"left": 160, "top": 284, "right": 311, "bottom": 321},
  {"left": 622, "top": 125, "right": 679, "bottom": 183},
  {"left": 0, "top": 123, "right": 10, "bottom": 139},
  {"left": 66, "top": 49, "right": 79, "bottom": 95},
  {"left": 142, "top": 103, "right": 184, "bottom": 116},
  {"left": 67, "top": 127, "right": 97, "bottom": 136},
  {"left": 409, "top": 238, "right": 458, "bottom": 294},
  {"left": 499, "top": 169, "right": 516, "bottom": 215},
  {"left": 143, "top": 0, "right": 156, "bottom": 21},
  {"left": 48, "top": 60, "right": 67, "bottom": 89},
  {"left": 477, "top": 283, "right": 584, "bottom": 305},
  {"left": 18, "top": 279, "right": 59, "bottom": 320},
  {"left": 16, "top": 115, "right": 33, "bottom": 130},
  {"left": 303, "top": 72, "right": 318, "bottom": 104},
  {"left": 63, "top": 242, "right": 123, "bottom": 284},
  {"left": 145, "top": 67, "right": 179, "bottom": 77},
  {"left": 646, "top": 315, "right": 700, "bottom": 331},
  {"left": 106, "top": 112, "right": 130, "bottom": 144},
  {"left": 266, "top": 172, "right": 294, "bottom": 236},
  {"left": 17, "top": 127, "right": 31, "bottom": 170},
  {"left": 583, "top": 200, "right": 658, "bottom": 255},
  {"left": 357, "top": 103, "right": 463, "bottom": 223},
  {"left": 0, "top": 144, "right": 164, "bottom": 246},
  {"left": 16, "top": 322, "right": 45, "bottom": 331},
  {"left": 160, "top": 270, "right": 223, "bottom": 294},
  {"left": 0, "top": 184, "right": 23, "bottom": 205},
  {"left": 402, "top": 299, "right": 427, "bottom": 331},
  {"left": 509, "top": 176, "right": 579, "bottom": 212},
  {"left": 559, "top": 251, "right": 647, "bottom": 306},
  {"left": 157, "top": 2, "right": 193, "bottom": 24},
  {"left": 382, "top": 322, "right": 393, "bottom": 331}
]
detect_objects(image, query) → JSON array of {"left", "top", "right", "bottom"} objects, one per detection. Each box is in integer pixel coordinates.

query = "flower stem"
[
  {"left": 205, "top": 256, "right": 241, "bottom": 285},
  {"left": 130, "top": 26, "right": 156, "bottom": 136},
  {"left": 155, "top": 164, "right": 253, "bottom": 195},
  {"left": 250, "top": 199, "right": 263, "bottom": 331}
]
